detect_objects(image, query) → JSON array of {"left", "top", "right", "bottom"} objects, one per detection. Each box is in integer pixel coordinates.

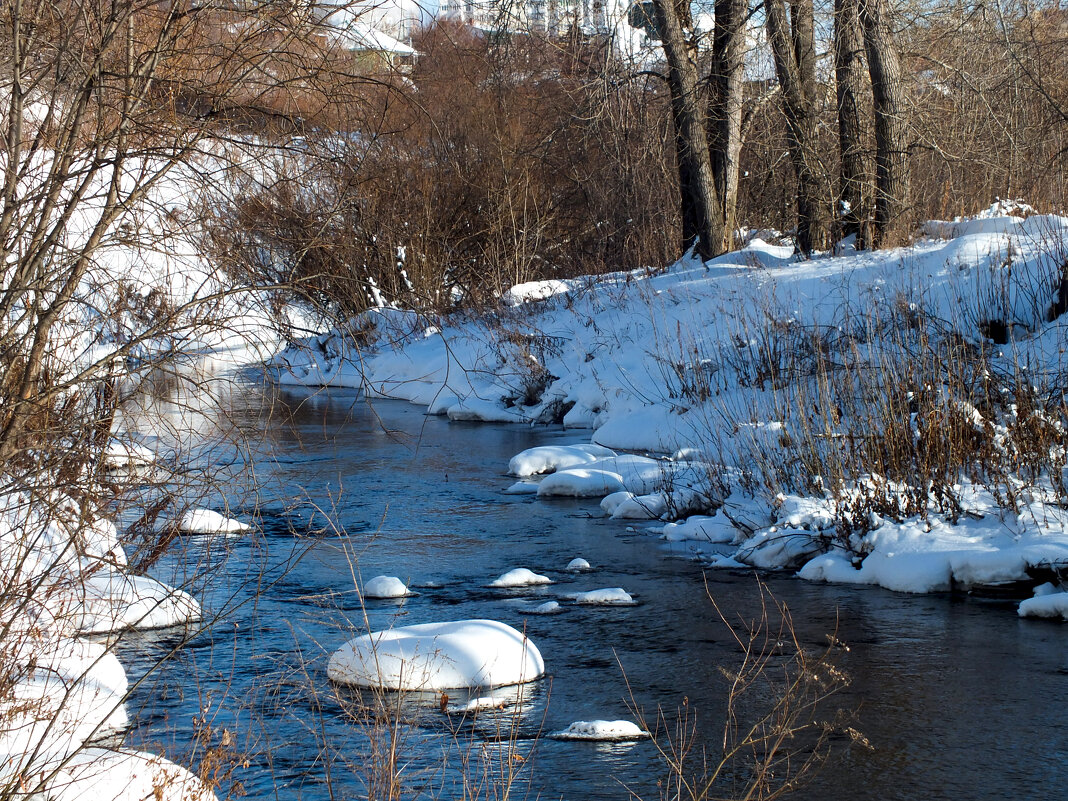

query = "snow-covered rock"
[
  {"left": 1018, "top": 584, "right": 1068, "bottom": 620},
  {"left": 537, "top": 469, "right": 626, "bottom": 498},
  {"left": 528, "top": 601, "right": 561, "bottom": 615},
  {"left": 34, "top": 748, "right": 219, "bottom": 801},
  {"left": 327, "top": 619, "right": 545, "bottom": 690},
  {"left": 548, "top": 720, "right": 649, "bottom": 741},
  {"left": 570, "top": 588, "right": 634, "bottom": 605},
  {"left": 178, "top": 508, "right": 250, "bottom": 535},
  {"left": 362, "top": 575, "right": 411, "bottom": 598},
  {"left": 508, "top": 444, "right": 616, "bottom": 477},
  {"left": 566, "top": 557, "right": 591, "bottom": 571},
  {"left": 490, "top": 568, "right": 553, "bottom": 588}
]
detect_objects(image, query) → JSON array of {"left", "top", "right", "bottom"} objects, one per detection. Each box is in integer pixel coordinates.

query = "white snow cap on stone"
[
  {"left": 566, "top": 557, "right": 591, "bottom": 571},
  {"left": 508, "top": 443, "right": 616, "bottom": 477},
  {"left": 363, "top": 575, "right": 410, "bottom": 598},
  {"left": 178, "top": 508, "right": 250, "bottom": 535},
  {"left": 549, "top": 719, "right": 649, "bottom": 740},
  {"left": 328, "top": 619, "right": 545, "bottom": 691},
  {"left": 528, "top": 601, "right": 561, "bottom": 615},
  {"left": 570, "top": 588, "right": 634, "bottom": 605},
  {"left": 490, "top": 568, "right": 553, "bottom": 588}
]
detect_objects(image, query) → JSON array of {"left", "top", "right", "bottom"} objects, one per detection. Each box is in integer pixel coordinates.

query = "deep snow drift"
[{"left": 270, "top": 205, "right": 1068, "bottom": 612}]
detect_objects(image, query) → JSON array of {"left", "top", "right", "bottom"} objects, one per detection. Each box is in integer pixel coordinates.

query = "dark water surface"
[{"left": 116, "top": 382, "right": 1068, "bottom": 800}]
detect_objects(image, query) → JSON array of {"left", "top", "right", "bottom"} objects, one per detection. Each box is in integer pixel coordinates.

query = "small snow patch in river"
[
  {"left": 568, "top": 588, "right": 635, "bottom": 605},
  {"left": 566, "top": 557, "right": 591, "bottom": 571},
  {"left": 549, "top": 720, "right": 649, "bottom": 741},
  {"left": 491, "top": 568, "right": 553, "bottom": 588}
]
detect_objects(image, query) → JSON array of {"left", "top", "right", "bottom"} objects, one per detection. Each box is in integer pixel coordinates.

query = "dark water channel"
[{"left": 116, "top": 381, "right": 1068, "bottom": 800}]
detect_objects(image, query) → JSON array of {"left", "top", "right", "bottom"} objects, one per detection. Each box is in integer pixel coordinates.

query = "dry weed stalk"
[{"left": 633, "top": 583, "right": 856, "bottom": 801}]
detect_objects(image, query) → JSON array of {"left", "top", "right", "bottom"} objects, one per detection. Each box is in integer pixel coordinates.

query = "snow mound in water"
[
  {"left": 566, "top": 557, "right": 591, "bottom": 571},
  {"left": 611, "top": 492, "right": 667, "bottom": 520},
  {"left": 178, "top": 508, "right": 250, "bottom": 535},
  {"left": 503, "top": 480, "right": 539, "bottom": 495},
  {"left": 38, "top": 748, "right": 218, "bottom": 801},
  {"left": 528, "top": 601, "right": 561, "bottom": 615},
  {"left": 508, "top": 444, "right": 616, "bottom": 477},
  {"left": 327, "top": 619, "right": 545, "bottom": 690},
  {"left": 549, "top": 720, "right": 649, "bottom": 741},
  {"left": 662, "top": 514, "right": 738, "bottom": 544},
  {"left": 537, "top": 469, "right": 626, "bottom": 498},
  {"left": 570, "top": 588, "right": 634, "bottom": 605},
  {"left": 363, "top": 575, "right": 410, "bottom": 598},
  {"left": 1018, "top": 584, "right": 1068, "bottom": 619},
  {"left": 490, "top": 568, "right": 552, "bottom": 588}
]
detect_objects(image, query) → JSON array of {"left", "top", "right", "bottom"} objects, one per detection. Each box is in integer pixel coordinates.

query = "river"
[{"left": 114, "top": 378, "right": 1068, "bottom": 800}]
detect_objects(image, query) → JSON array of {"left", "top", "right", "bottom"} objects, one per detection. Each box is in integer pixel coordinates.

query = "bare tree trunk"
[
  {"left": 858, "top": 0, "right": 910, "bottom": 246},
  {"left": 834, "top": 0, "right": 872, "bottom": 245},
  {"left": 652, "top": 0, "right": 725, "bottom": 260},
  {"left": 765, "top": 0, "right": 829, "bottom": 256},
  {"left": 708, "top": 0, "right": 746, "bottom": 252}
]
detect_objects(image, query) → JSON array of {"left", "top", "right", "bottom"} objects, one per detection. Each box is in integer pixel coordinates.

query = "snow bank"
[
  {"left": 363, "top": 575, "right": 411, "bottom": 598},
  {"left": 490, "top": 568, "right": 553, "bottom": 588},
  {"left": 178, "top": 508, "right": 250, "bottom": 535},
  {"left": 328, "top": 619, "right": 545, "bottom": 691},
  {"left": 39, "top": 748, "right": 218, "bottom": 801},
  {"left": 549, "top": 720, "right": 649, "bottom": 741},
  {"left": 268, "top": 205, "right": 1068, "bottom": 608}
]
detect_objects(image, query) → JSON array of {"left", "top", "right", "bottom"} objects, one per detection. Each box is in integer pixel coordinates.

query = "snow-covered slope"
[{"left": 270, "top": 207, "right": 1068, "bottom": 606}]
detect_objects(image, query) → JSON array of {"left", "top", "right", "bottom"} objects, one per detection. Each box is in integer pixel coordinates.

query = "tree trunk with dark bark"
[
  {"left": 859, "top": 0, "right": 910, "bottom": 246},
  {"left": 765, "top": 0, "right": 830, "bottom": 256},
  {"left": 834, "top": 0, "right": 872, "bottom": 245},
  {"left": 652, "top": 0, "right": 725, "bottom": 260},
  {"left": 708, "top": 0, "right": 746, "bottom": 252}
]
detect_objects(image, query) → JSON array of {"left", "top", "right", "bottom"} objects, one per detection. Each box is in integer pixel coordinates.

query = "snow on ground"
[
  {"left": 178, "top": 508, "right": 251, "bottom": 535},
  {"left": 548, "top": 720, "right": 649, "bottom": 741},
  {"left": 490, "top": 568, "right": 553, "bottom": 587},
  {"left": 362, "top": 575, "right": 411, "bottom": 598},
  {"left": 269, "top": 206, "right": 1068, "bottom": 607},
  {"left": 0, "top": 488, "right": 210, "bottom": 799},
  {"left": 327, "top": 619, "right": 545, "bottom": 691}
]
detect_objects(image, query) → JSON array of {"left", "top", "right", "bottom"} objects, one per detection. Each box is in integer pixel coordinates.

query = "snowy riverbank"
[{"left": 270, "top": 205, "right": 1068, "bottom": 613}]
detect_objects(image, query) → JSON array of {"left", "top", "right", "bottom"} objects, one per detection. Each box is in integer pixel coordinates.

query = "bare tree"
[
  {"left": 708, "top": 0, "right": 748, "bottom": 252},
  {"left": 858, "top": 0, "right": 911, "bottom": 245},
  {"left": 834, "top": 0, "right": 873, "bottom": 244},
  {"left": 652, "top": 0, "right": 726, "bottom": 259},
  {"left": 765, "top": 0, "right": 830, "bottom": 255}
]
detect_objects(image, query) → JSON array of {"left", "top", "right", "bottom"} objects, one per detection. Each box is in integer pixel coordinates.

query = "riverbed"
[{"left": 115, "top": 379, "right": 1068, "bottom": 800}]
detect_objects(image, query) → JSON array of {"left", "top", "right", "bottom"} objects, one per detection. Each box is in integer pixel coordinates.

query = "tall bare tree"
[
  {"left": 858, "top": 0, "right": 910, "bottom": 245},
  {"left": 652, "top": 0, "right": 725, "bottom": 259},
  {"left": 834, "top": 0, "right": 872, "bottom": 244},
  {"left": 708, "top": 0, "right": 748, "bottom": 252},
  {"left": 765, "top": 0, "right": 830, "bottom": 255}
]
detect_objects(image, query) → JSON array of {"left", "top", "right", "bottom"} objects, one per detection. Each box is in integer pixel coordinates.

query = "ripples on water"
[{"left": 115, "top": 379, "right": 1068, "bottom": 800}]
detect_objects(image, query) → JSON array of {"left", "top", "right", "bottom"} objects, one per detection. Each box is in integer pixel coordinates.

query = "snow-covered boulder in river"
[
  {"left": 328, "top": 619, "right": 545, "bottom": 691},
  {"left": 549, "top": 719, "right": 649, "bottom": 741},
  {"left": 362, "top": 575, "right": 410, "bottom": 598},
  {"left": 490, "top": 568, "right": 552, "bottom": 588},
  {"left": 178, "top": 508, "right": 250, "bottom": 535}
]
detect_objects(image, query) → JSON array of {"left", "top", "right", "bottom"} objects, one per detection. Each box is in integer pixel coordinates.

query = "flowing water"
[{"left": 115, "top": 379, "right": 1068, "bottom": 800}]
